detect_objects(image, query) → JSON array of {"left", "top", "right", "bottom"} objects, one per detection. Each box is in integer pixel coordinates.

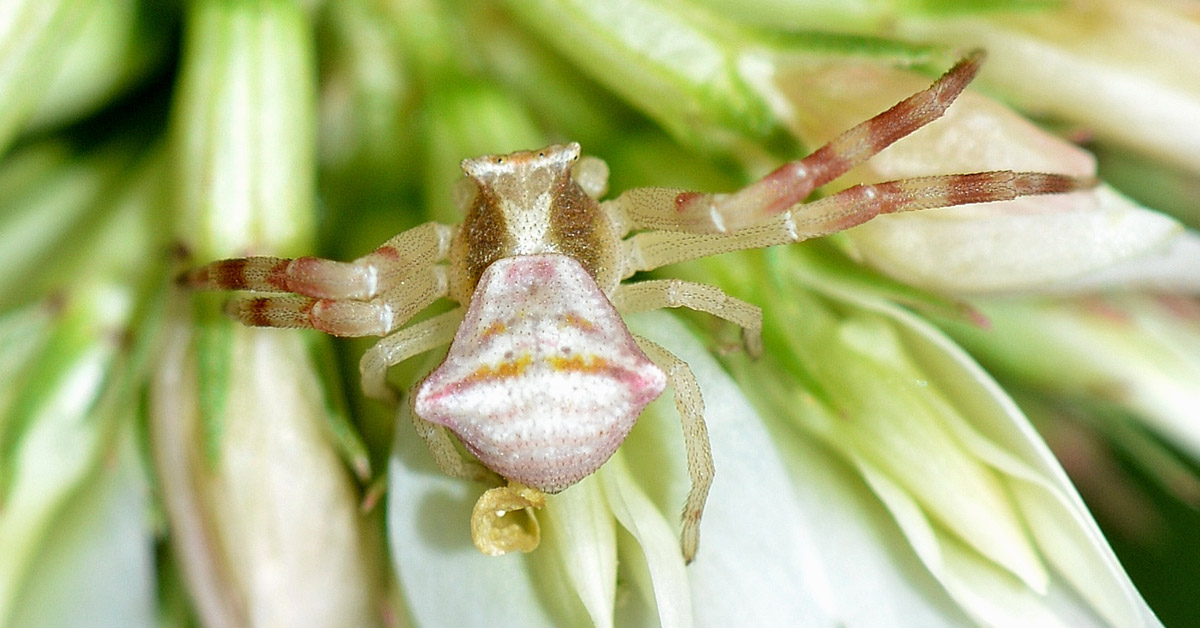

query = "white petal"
[
  {"left": 598, "top": 453, "right": 693, "bottom": 628},
  {"left": 627, "top": 312, "right": 836, "bottom": 626},
  {"left": 821, "top": 315, "right": 1049, "bottom": 591},
  {"left": 858, "top": 461, "right": 1073, "bottom": 627},
  {"left": 1055, "top": 230, "right": 1200, "bottom": 293},
  {"left": 847, "top": 185, "right": 1184, "bottom": 294},
  {"left": 955, "top": 296, "right": 1200, "bottom": 463},
  {"left": 895, "top": 0, "right": 1200, "bottom": 173},
  {"left": 540, "top": 475, "right": 618, "bottom": 628},
  {"left": 771, "top": 432, "right": 978, "bottom": 627},
  {"left": 811, "top": 276, "right": 1160, "bottom": 626},
  {"left": 387, "top": 390, "right": 566, "bottom": 628},
  {"left": 5, "top": 428, "right": 155, "bottom": 628}
]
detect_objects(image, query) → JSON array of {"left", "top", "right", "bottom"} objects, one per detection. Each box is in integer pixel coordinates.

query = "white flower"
[{"left": 387, "top": 305, "right": 1160, "bottom": 626}]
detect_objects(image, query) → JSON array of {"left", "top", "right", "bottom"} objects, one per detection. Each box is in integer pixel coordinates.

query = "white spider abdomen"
[{"left": 414, "top": 254, "right": 666, "bottom": 492}]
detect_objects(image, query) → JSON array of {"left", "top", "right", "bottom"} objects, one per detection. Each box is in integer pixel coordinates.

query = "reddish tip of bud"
[{"left": 963, "top": 303, "right": 991, "bottom": 330}]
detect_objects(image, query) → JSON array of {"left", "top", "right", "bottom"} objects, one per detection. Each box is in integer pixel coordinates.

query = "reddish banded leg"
[
  {"left": 785, "top": 170, "right": 1095, "bottom": 237},
  {"left": 180, "top": 222, "right": 453, "bottom": 299},
  {"left": 610, "top": 50, "right": 1025, "bottom": 236},
  {"left": 225, "top": 266, "right": 448, "bottom": 337},
  {"left": 673, "top": 50, "right": 988, "bottom": 232},
  {"left": 618, "top": 170, "right": 1094, "bottom": 277}
]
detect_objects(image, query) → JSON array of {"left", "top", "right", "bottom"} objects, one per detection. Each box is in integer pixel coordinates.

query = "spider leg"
[
  {"left": 784, "top": 170, "right": 1091, "bottom": 236},
  {"left": 181, "top": 222, "right": 453, "bottom": 300},
  {"left": 358, "top": 307, "right": 465, "bottom": 402},
  {"left": 225, "top": 266, "right": 448, "bottom": 337},
  {"left": 356, "top": 305, "right": 496, "bottom": 484},
  {"left": 609, "top": 51, "right": 989, "bottom": 235},
  {"left": 632, "top": 335, "right": 713, "bottom": 564},
  {"left": 621, "top": 170, "right": 1093, "bottom": 275},
  {"left": 406, "top": 383, "right": 502, "bottom": 487},
  {"left": 613, "top": 279, "right": 763, "bottom": 357}
]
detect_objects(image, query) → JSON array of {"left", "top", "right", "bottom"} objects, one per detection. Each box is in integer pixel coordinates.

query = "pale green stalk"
[
  {"left": 691, "top": 0, "right": 1059, "bottom": 31},
  {"left": 502, "top": 0, "right": 795, "bottom": 158}
]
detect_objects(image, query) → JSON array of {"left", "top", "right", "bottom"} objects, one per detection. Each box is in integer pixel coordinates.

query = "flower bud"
[
  {"left": 0, "top": 148, "right": 160, "bottom": 627},
  {"left": 944, "top": 294, "right": 1200, "bottom": 464},
  {"left": 154, "top": 1, "right": 381, "bottom": 624}
]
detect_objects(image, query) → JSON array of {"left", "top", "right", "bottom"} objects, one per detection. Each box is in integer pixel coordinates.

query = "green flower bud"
[{"left": 153, "top": 1, "right": 382, "bottom": 624}]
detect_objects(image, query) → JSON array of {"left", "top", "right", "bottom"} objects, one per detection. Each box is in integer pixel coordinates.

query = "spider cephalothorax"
[{"left": 182, "top": 51, "right": 1093, "bottom": 562}]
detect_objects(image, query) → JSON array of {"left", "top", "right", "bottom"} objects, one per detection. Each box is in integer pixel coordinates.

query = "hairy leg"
[
  {"left": 181, "top": 222, "right": 453, "bottom": 300},
  {"left": 222, "top": 266, "right": 449, "bottom": 336},
  {"left": 621, "top": 171, "right": 1093, "bottom": 275},
  {"left": 608, "top": 51, "right": 991, "bottom": 235},
  {"left": 613, "top": 279, "right": 763, "bottom": 357},
  {"left": 633, "top": 335, "right": 713, "bottom": 563},
  {"left": 358, "top": 307, "right": 465, "bottom": 402}
]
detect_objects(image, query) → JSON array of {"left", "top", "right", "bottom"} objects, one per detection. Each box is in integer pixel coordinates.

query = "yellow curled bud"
[{"left": 471, "top": 482, "right": 547, "bottom": 556}]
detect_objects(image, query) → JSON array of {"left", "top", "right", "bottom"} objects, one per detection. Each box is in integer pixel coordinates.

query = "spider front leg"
[
  {"left": 686, "top": 54, "right": 989, "bottom": 229},
  {"left": 606, "top": 50, "right": 1097, "bottom": 267},
  {"left": 182, "top": 222, "right": 453, "bottom": 299},
  {"left": 226, "top": 266, "right": 449, "bottom": 337},
  {"left": 618, "top": 169, "right": 1093, "bottom": 277},
  {"left": 632, "top": 335, "right": 713, "bottom": 564},
  {"left": 786, "top": 170, "right": 1092, "bottom": 236},
  {"left": 181, "top": 222, "right": 455, "bottom": 336},
  {"left": 611, "top": 51, "right": 990, "bottom": 235}
]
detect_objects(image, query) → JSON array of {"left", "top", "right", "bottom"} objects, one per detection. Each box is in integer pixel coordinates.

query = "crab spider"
[{"left": 181, "top": 50, "right": 1093, "bottom": 563}]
